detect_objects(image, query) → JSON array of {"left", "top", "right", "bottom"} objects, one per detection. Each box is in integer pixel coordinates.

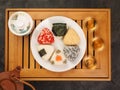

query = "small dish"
[{"left": 8, "top": 11, "right": 34, "bottom": 36}]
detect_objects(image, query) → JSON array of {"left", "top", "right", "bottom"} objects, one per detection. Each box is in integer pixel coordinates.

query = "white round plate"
[{"left": 31, "top": 16, "right": 86, "bottom": 72}]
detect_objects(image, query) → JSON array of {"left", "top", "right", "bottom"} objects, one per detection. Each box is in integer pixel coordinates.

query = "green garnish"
[
  {"left": 63, "top": 60, "right": 67, "bottom": 64},
  {"left": 56, "top": 49, "right": 61, "bottom": 54},
  {"left": 50, "top": 61, "right": 55, "bottom": 64}
]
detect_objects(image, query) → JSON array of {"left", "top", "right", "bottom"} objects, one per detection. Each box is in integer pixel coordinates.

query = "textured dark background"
[{"left": 0, "top": 0, "right": 120, "bottom": 90}]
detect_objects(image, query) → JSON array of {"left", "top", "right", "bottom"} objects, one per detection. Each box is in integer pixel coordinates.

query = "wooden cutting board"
[{"left": 5, "top": 8, "right": 111, "bottom": 81}]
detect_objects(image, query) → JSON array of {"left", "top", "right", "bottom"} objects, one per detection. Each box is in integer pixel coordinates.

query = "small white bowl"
[{"left": 8, "top": 11, "right": 34, "bottom": 36}]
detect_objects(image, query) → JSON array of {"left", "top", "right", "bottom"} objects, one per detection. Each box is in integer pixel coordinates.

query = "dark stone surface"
[{"left": 0, "top": 0, "right": 120, "bottom": 90}]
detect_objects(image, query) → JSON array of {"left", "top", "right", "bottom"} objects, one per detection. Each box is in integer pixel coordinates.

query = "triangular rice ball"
[{"left": 63, "top": 28, "right": 80, "bottom": 45}]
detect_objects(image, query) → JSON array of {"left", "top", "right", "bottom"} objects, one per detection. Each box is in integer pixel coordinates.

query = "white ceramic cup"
[{"left": 8, "top": 11, "right": 34, "bottom": 36}]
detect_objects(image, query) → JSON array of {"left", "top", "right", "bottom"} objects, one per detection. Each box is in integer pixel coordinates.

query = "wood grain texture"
[
  {"left": 5, "top": 9, "right": 111, "bottom": 81},
  {"left": 35, "top": 20, "right": 41, "bottom": 69},
  {"left": 23, "top": 36, "right": 29, "bottom": 69}
]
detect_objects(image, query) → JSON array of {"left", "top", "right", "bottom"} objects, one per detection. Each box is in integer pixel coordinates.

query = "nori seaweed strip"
[
  {"left": 39, "top": 49, "right": 47, "bottom": 57},
  {"left": 52, "top": 23, "right": 67, "bottom": 36}
]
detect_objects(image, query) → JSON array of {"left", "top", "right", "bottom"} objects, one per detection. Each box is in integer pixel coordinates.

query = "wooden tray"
[{"left": 5, "top": 8, "right": 111, "bottom": 81}]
